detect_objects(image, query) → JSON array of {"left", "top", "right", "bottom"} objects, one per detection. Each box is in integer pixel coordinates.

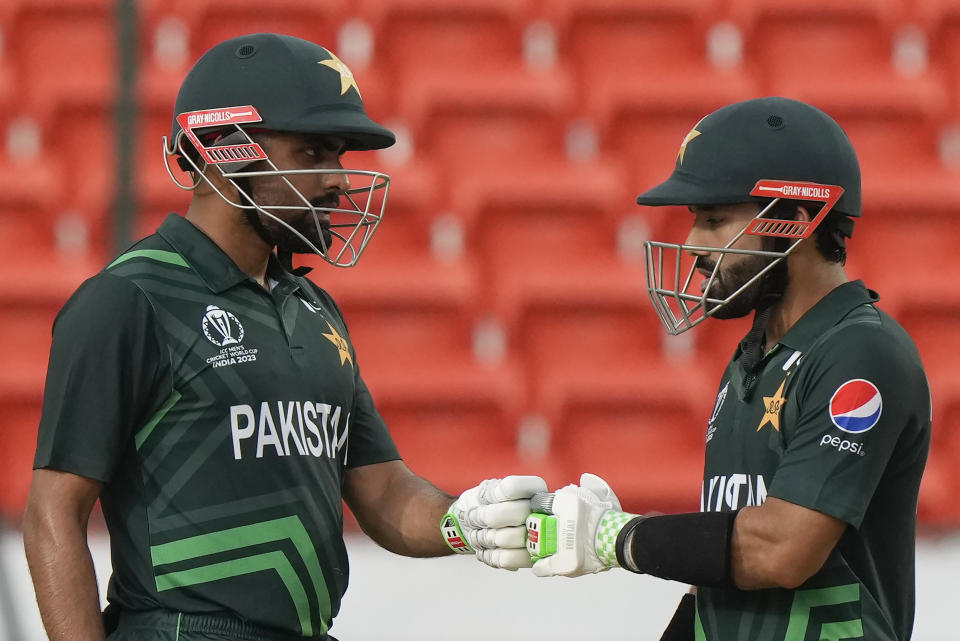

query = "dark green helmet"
[
  {"left": 636, "top": 97, "right": 862, "bottom": 336},
  {"left": 636, "top": 96, "right": 860, "bottom": 218},
  {"left": 163, "top": 34, "right": 394, "bottom": 269},
  {"left": 170, "top": 32, "right": 395, "bottom": 151}
]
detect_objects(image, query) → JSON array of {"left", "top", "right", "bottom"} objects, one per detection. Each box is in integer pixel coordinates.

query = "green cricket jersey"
[
  {"left": 696, "top": 281, "right": 930, "bottom": 641},
  {"left": 35, "top": 214, "right": 401, "bottom": 638}
]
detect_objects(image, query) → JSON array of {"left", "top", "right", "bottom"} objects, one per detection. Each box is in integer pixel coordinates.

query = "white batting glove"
[
  {"left": 441, "top": 475, "right": 548, "bottom": 571},
  {"left": 530, "top": 473, "right": 637, "bottom": 578}
]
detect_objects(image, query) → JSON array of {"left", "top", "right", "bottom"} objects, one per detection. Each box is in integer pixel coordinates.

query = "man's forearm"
[
  {"left": 378, "top": 472, "right": 454, "bottom": 557},
  {"left": 24, "top": 518, "right": 105, "bottom": 641}
]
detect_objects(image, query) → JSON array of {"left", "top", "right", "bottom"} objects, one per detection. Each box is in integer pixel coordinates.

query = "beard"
[
  {"left": 263, "top": 207, "right": 334, "bottom": 254},
  {"left": 238, "top": 178, "right": 338, "bottom": 254},
  {"left": 699, "top": 252, "right": 779, "bottom": 319}
]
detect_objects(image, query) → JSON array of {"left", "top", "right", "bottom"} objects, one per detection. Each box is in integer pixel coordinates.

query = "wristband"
[{"left": 440, "top": 505, "right": 474, "bottom": 554}]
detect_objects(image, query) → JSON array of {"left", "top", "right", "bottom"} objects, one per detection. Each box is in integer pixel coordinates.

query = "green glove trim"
[
  {"left": 440, "top": 505, "right": 474, "bottom": 554},
  {"left": 596, "top": 511, "right": 639, "bottom": 567},
  {"left": 526, "top": 512, "right": 558, "bottom": 560}
]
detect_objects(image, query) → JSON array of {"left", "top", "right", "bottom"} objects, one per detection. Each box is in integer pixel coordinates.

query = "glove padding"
[
  {"left": 531, "top": 473, "right": 630, "bottom": 577},
  {"left": 444, "top": 475, "right": 548, "bottom": 571}
]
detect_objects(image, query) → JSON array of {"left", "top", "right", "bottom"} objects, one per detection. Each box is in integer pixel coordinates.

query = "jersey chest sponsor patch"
[{"left": 829, "top": 379, "right": 882, "bottom": 433}]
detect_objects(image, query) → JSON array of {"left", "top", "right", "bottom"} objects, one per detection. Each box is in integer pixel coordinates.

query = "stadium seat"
[
  {"left": 543, "top": 0, "right": 744, "bottom": 125},
  {"left": 736, "top": 0, "right": 948, "bottom": 121},
  {"left": 554, "top": 395, "right": 706, "bottom": 514},
  {"left": 371, "top": 361, "right": 572, "bottom": 492},
  {"left": 7, "top": 1, "right": 115, "bottom": 111},
  {"left": 37, "top": 103, "right": 115, "bottom": 255},
  {"left": 0, "top": 303, "right": 58, "bottom": 400},
  {"left": 851, "top": 214, "right": 960, "bottom": 312},
  {"left": 449, "top": 158, "right": 630, "bottom": 309},
  {"left": 897, "top": 300, "right": 960, "bottom": 529},
  {"left": 919, "top": 414, "right": 960, "bottom": 528},
  {"left": 141, "top": 0, "right": 344, "bottom": 60},
  {"left": 396, "top": 67, "right": 574, "bottom": 170},
  {"left": 134, "top": 105, "right": 193, "bottom": 237},
  {"left": 361, "top": 0, "right": 533, "bottom": 80},
  {"left": 0, "top": 400, "right": 42, "bottom": 520},
  {"left": 913, "top": 0, "right": 960, "bottom": 91}
]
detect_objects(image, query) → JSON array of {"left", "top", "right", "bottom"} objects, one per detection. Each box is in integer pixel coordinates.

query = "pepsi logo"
[{"left": 829, "top": 379, "right": 882, "bottom": 433}]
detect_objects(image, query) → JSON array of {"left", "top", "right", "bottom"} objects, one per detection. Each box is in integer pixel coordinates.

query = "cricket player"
[
  {"left": 528, "top": 97, "right": 931, "bottom": 641},
  {"left": 23, "top": 33, "right": 543, "bottom": 641}
]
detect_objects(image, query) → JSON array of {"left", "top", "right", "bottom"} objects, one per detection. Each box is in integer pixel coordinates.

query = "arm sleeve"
[
  {"left": 345, "top": 369, "right": 401, "bottom": 469},
  {"left": 767, "top": 322, "right": 927, "bottom": 527},
  {"left": 34, "top": 272, "right": 167, "bottom": 482}
]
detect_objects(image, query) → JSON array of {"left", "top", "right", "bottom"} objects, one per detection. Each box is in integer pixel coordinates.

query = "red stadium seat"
[
  {"left": 396, "top": 67, "right": 574, "bottom": 170},
  {"left": 0, "top": 400, "right": 42, "bottom": 520},
  {"left": 913, "top": 0, "right": 960, "bottom": 97},
  {"left": 554, "top": 395, "right": 706, "bottom": 514},
  {"left": 851, "top": 215, "right": 960, "bottom": 312},
  {"left": 0, "top": 304, "right": 58, "bottom": 400},
  {"left": 140, "top": 0, "right": 344, "bottom": 60},
  {"left": 881, "top": 298, "right": 960, "bottom": 527},
  {"left": 543, "top": 0, "right": 742, "bottom": 124},
  {"left": 35, "top": 104, "right": 115, "bottom": 256},
  {"left": 134, "top": 105, "right": 194, "bottom": 237},
  {"left": 361, "top": 0, "right": 533, "bottom": 79},
  {"left": 449, "top": 158, "right": 630, "bottom": 309},
  {"left": 8, "top": 1, "right": 115, "bottom": 110},
  {"left": 372, "top": 362, "right": 570, "bottom": 492},
  {"left": 735, "top": 0, "right": 947, "bottom": 122}
]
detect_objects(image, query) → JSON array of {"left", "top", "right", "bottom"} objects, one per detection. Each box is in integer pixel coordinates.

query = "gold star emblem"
[
  {"left": 318, "top": 51, "right": 361, "bottom": 97},
  {"left": 322, "top": 321, "right": 353, "bottom": 367},
  {"left": 677, "top": 116, "right": 707, "bottom": 165},
  {"left": 757, "top": 379, "right": 787, "bottom": 432}
]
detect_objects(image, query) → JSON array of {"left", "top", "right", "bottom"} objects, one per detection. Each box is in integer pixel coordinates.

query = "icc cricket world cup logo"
[{"left": 202, "top": 304, "right": 244, "bottom": 347}]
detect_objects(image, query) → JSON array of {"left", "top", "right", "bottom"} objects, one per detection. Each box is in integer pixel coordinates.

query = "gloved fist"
[
  {"left": 442, "top": 475, "right": 548, "bottom": 571},
  {"left": 529, "top": 473, "right": 637, "bottom": 578}
]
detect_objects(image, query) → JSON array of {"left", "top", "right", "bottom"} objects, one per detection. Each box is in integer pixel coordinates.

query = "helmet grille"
[
  {"left": 766, "top": 115, "right": 785, "bottom": 129},
  {"left": 236, "top": 44, "right": 257, "bottom": 59}
]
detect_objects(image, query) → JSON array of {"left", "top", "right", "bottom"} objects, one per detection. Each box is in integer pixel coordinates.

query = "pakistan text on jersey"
[
  {"left": 702, "top": 474, "right": 768, "bottom": 512},
  {"left": 230, "top": 401, "right": 349, "bottom": 461}
]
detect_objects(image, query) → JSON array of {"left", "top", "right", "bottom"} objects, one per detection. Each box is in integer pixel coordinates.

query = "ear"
[{"left": 794, "top": 205, "right": 813, "bottom": 223}]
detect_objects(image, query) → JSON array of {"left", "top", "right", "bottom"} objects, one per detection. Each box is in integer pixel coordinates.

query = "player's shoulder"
[
  {"left": 56, "top": 233, "right": 181, "bottom": 326},
  {"left": 103, "top": 231, "right": 193, "bottom": 284},
  {"left": 806, "top": 300, "right": 924, "bottom": 375},
  {"left": 55, "top": 268, "right": 157, "bottom": 336}
]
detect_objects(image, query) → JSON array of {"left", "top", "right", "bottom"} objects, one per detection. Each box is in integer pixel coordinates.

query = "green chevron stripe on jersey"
[
  {"left": 135, "top": 390, "right": 182, "bottom": 450},
  {"left": 819, "top": 620, "right": 864, "bottom": 641},
  {"left": 151, "top": 516, "right": 330, "bottom": 636},
  {"left": 109, "top": 249, "right": 190, "bottom": 269},
  {"left": 155, "top": 551, "right": 313, "bottom": 636},
  {"left": 784, "top": 584, "right": 861, "bottom": 641},
  {"left": 695, "top": 606, "right": 706, "bottom": 641}
]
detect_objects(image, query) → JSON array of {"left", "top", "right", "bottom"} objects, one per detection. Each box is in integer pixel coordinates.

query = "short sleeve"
[
  {"left": 768, "top": 322, "right": 928, "bottom": 527},
  {"left": 344, "top": 369, "right": 401, "bottom": 469},
  {"left": 35, "top": 272, "right": 168, "bottom": 482}
]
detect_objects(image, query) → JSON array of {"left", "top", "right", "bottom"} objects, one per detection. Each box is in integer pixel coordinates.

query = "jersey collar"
[
  {"left": 776, "top": 280, "right": 879, "bottom": 352},
  {"left": 157, "top": 214, "right": 302, "bottom": 295}
]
